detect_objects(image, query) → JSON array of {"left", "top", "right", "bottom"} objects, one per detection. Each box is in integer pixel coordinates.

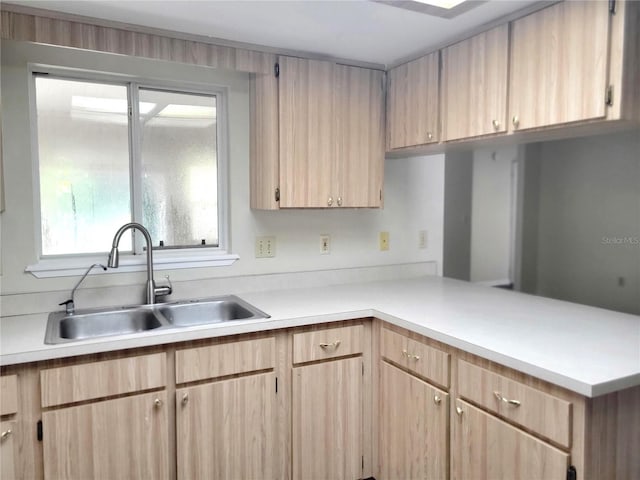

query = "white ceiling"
[{"left": 8, "top": 0, "right": 540, "bottom": 66}]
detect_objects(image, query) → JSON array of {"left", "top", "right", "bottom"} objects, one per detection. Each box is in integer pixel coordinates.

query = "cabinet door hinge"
[
  {"left": 609, "top": 0, "right": 616, "bottom": 14},
  {"left": 275, "top": 376, "right": 278, "bottom": 394},
  {"left": 37, "top": 420, "right": 43, "bottom": 441},
  {"left": 128, "top": 105, "right": 133, "bottom": 117},
  {"left": 362, "top": 455, "right": 364, "bottom": 471},
  {"left": 274, "top": 62, "right": 280, "bottom": 78},
  {"left": 567, "top": 466, "right": 577, "bottom": 480},
  {"left": 605, "top": 85, "right": 614, "bottom": 107},
  {"left": 275, "top": 187, "right": 280, "bottom": 202}
]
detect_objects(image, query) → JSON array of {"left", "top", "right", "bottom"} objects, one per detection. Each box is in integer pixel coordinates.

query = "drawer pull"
[
  {"left": 154, "top": 398, "right": 163, "bottom": 408},
  {"left": 319, "top": 340, "right": 341, "bottom": 349},
  {"left": 434, "top": 395, "right": 441, "bottom": 405},
  {"left": 402, "top": 349, "right": 421, "bottom": 361},
  {"left": 1, "top": 429, "right": 12, "bottom": 440},
  {"left": 494, "top": 391, "right": 521, "bottom": 407},
  {"left": 182, "top": 393, "right": 189, "bottom": 405},
  {"left": 456, "top": 406, "right": 463, "bottom": 416}
]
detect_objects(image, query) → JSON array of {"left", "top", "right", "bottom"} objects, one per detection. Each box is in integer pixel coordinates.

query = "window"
[{"left": 31, "top": 71, "right": 230, "bottom": 270}]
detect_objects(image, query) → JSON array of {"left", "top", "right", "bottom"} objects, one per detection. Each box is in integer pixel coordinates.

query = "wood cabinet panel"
[
  {"left": 278, "top": 56, "right": 334, "bottom": 208},
  {"left": 176, "top": 372, "right": 277, "bottom": 480},
  {"left": 42, "top": 391, "right": 169, "bottom": 480},
  {"left": 453, "top": 399, "right": 569, "bottom": 480},
  {"left": 335, "top": 64, "right": 384, "bottom": 207},
  {"left": 40, "top": 352, "right": 166, "bottom": 407},
  {"left": 175, "top": 336, "right": 275, "bottom": 384},
  {"left": 292, "top": 356, "right": 362, "bottom": 480},
  {"left": 509, "top": 1, "right": 610, "bottom": 130},
  {"left": 379, "top": 362, "right": 448, "bottom": 480},
  {"left": 0, "top": 375, "right": 18, "bottom": 415},
  {"left": 442, "top": 24, "right": 509, "bottom": 140},
  {"left": 457, "top": 359, "right": 571, "bottom": 448},
  {"left": 293, "top": 324, "right": 363, "bottom": 364},
  {"left": 387, "top": 52, "right": 439, "bottom": 149}
]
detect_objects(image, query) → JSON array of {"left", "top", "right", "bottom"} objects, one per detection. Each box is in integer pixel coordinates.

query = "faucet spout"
[{"left": 108, "top": 222, "right": 167, "bottom": 304}]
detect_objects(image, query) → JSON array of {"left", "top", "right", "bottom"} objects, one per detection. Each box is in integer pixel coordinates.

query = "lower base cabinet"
[
  {"left": 379, "top": 361, "right": 449, "bottom": 479},
  {"left": 292, "top": 356, "right": 363, "bottom": 480},
  {"left": 453, "top": 399, "right": 569, "bottom": 480},
  {"left": 176, "top": 372, "right": 277, "bottom": 480},
  {"left": 42, "top": 391, "right": 169, "bottom": 480}
]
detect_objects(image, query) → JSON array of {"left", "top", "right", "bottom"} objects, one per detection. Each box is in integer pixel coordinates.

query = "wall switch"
[
  {"left": 255, "top": 236, "right": 276, "bottom": 258},
  {"left": 379, "top": 231, "right": 389, "bottom": 251},
  {"left": 418, "top": 230, "right": 428, "bottom": 249},
  {"left": 320, "top": 234, "right": 331, "bottom": 255}
]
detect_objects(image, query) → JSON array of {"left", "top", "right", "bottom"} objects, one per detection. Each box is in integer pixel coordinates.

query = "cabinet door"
[
  {"left": 176, "top": 372, "right": 277, "bottom": 480},
  {"left": 292, "top": 357, "right": 362, "bottom": 480},
  {"left": 379, "top": 362, "right": 448, "bottom": 479},
  {"left": 509, "top": 1, "right": 611, "bottom": 130},
  {"left": 453, "top": 399, "right": 569, "bottom": 480},
  {"left": 42, "top": 391, "right": 169, "bottom": 480},
  {"left": 387, "top": 52, "right": 439, "bottom": 149},
  {"left": 278, "top": 56, "right": 335, "bottom": 208},
  {"left": 335, "top": 64, "right": 384, "bottom": 207},
  {"left": 442, "top": 24, "right": 509, "bottom": 140},
  {"left": 1, "top": 421, "right": 16, "bottom": 479}
]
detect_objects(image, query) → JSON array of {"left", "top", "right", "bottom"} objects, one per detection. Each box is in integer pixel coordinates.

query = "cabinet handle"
[
  {"left": 434, "top": 395, "right": 441, "bottom": 405},
  {"left": 492, "top": 119, "right": 500, "bottom": 130},
  {"left": 327, "top": 197, "right": 333, "bottom": 207},
  {"left": 402, "top": 349, "right": 421, "bottom": 361},
  {"left": 494, "top": 391, "right": 521, "bottom": 407},
  {"left": 337, "top": 197, "right": 343, "bottom": 207},
  {"left": 1, "top": 429, "right": 12, "bottom": 440},
  {"left": 182, "top": 393, "right": 189, "bottom": 405},
  {"left": 456, "top": 406, "right": 463, "bottom": 416},
  {"left": 512, "top": 115, "right": 520, "bottom": 128},
  {"left": 427, "top": 132, "right": 433, "bottom": 141},
  {"left": 319, "top": 340, "right": 341, "bottom": 349},
  {"left": 154, "top": 398, "right": 163, "bottom": 408}
]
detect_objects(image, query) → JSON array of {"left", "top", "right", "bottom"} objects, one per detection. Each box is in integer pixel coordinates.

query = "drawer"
[
  {"left": 41, "top": 353, "right": 166, "bottom": 408},
  {"left": 0, "top": 375, "right": 18, "bottom": 416},
  {"left": 176, "top": 336, "right": 276, "bottom": 384},
  {"left": 381, "top": 328, "right": 450, "bottom": 388},
  {"left": 293, "top": 324, "right": 363, "bottom": 364},
  {"left": 457, "top": 359, "right": 572, "bottom": 448}
]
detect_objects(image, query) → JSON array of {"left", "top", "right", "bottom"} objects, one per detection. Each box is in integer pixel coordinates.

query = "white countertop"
[{"left": 1, "top": 276, "right": 639, "bottom": 398}]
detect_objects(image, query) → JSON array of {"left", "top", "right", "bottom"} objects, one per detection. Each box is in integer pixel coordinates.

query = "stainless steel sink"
[
  {"left": 44, "top": 295, "right": 269, "bottom": 344},
  {"left": 158, "top": 295, "right": 269, "bottom": 326}
]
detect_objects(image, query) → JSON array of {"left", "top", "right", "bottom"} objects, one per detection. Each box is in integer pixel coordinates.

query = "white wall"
[
  {"left": 469, "top": 147, "right": 517, "bottom": 284},
  {"left": 526, "top": 131, "right": 640, "bottom": 315},
  {"left": 0, "top": 40, "right": 444, "bottom": 312}
]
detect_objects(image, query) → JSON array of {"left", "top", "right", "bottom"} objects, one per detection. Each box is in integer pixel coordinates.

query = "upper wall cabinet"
[
  {"left": 250, "top": 56, "right": 384, "bottom": 209},
  {"left": 509, "top": 1, "right": 612, "bottom": 131},
  {"left": 441, "top": 24, "right": 509, "bottom": 141},
  {"left": 386, "top": 52, "right": 439, "bottom": 150}
]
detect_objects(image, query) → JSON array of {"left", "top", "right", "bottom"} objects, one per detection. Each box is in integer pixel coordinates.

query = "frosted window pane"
[
  {"left": 138, "top": 89, "right": 218, "bottom": 247},
  {"left": 35, "top": 77, "right": 131, "bottom": 255}
]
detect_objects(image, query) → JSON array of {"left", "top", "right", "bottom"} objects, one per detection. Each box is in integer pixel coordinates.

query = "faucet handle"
[
  {"left": 154, "top": 275, "right": 172, "bottom": 298},
  {"left": 59, "top": 299, "right": 75, "bottom": 315}
]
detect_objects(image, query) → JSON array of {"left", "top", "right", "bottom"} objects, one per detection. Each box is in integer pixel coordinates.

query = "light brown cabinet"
[
  {"left": 386, "top": 52, "right": 439, "bottom": 150},
  {"left": 252, "top": 56, "right": 384, "bottom": 209},
  {"left": 1, "top": 420, "right": 17, "bottom": 479},
  {"left": 441, "top": 24, "right": 509, "bottom": 141}
]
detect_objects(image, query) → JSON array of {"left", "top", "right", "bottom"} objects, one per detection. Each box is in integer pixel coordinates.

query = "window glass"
[{"left": 35, "top": 76, "right": 131, "bottom": 255}]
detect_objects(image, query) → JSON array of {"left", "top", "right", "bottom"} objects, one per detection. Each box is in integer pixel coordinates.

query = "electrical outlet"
[
  {"left": 255, "top": 236, "right": 276, "bottom": 258},
  {"left": 418, "top": 230, "right": 428, "bottom": 249},
  {"left": 379, "top": 231, "right": 389, "bottom": 251},
  {"left": 320, "top": 234, "right": 331, "bottom": 255}
]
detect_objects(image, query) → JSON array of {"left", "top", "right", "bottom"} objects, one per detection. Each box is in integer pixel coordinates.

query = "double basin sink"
[{"left": 45, "top": 295, "right": 270, "bottom": 344}]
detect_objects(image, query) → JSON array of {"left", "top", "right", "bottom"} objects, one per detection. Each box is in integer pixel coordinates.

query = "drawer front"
[
  {"left": 293, "top": 324, "right": 363, "bottom": 364},
  {"left": 176, "top": 336, "right": 276, "bottom": 384},
  {"left": 0, "top": 375, "right": 18, "bottom": 416},
  {"left": 457, "top": 359, "right": 571, "bottom": 448},
  {"left": 41, "top": 353, "right": 166, "bottom": 408},
  {"left": 381, "top": 328, "right": 450, "bottom": 388}
]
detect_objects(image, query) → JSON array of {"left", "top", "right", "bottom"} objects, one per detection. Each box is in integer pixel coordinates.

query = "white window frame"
[{"left": 25, "top": 64, "right": 238, "bottom": 278}]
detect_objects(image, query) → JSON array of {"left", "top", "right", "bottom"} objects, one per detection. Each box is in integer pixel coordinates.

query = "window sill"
[{"left": 26, "top": 251, "right": 239, "bottom": 278}]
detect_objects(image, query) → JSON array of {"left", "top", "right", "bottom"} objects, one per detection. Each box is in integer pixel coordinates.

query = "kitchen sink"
[
  {"left": 44, "top": 295, "right": 269, "bottom": 344},
  {"left": 158, "top": 296, "right": 268, "bottom": 326}
]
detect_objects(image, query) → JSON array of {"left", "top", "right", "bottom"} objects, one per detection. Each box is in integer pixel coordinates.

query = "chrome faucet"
[
  {"left": 107, "top": 222, "right": 172, "bottom": 304},
  {"left": 59, "top": 263, "right": 107, "bottom": 315}
]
